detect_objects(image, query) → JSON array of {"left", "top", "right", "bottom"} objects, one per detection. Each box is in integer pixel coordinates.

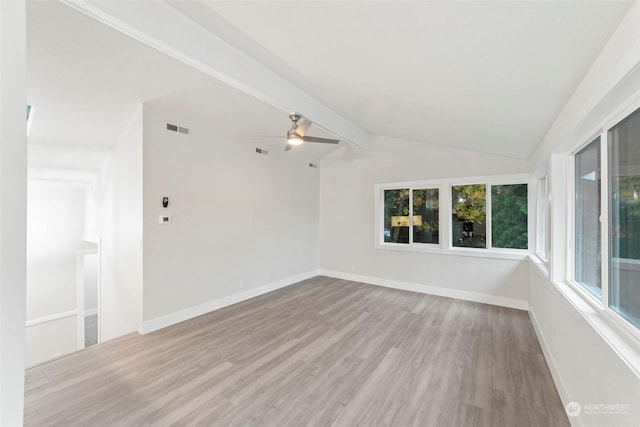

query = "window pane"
[
  {"left": 384, "top": 189, "right": 409, "bottom": 243},
  {"left": 413, "top": 189, "right": 439, "bottom": 244},
  {"left": 609, "top": 108, "right": 640, "bottom": 328},
  {"left": 491, "top": 184, "right": 528, "bottom": 249},
  {"left": 452, "top": 184, "right": 486, "bottom": 248},
  {"left": 575, "top": 137, "right": 602, "bottom": 298}
]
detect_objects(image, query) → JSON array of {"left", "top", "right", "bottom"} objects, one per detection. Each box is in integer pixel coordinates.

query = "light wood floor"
[{"left": 25, "top": 276, "right": 569, "bottom": 427}]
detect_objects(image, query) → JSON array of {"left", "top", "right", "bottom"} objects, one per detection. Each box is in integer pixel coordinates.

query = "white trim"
[
  {"left": 62, "top": 0, "right": 371, "bottom": 150},
  {"left": 374, "top": 173, "right": 530, "bottom": 189},
  {"left": 600, "top": 130, "right": 610, "bottom": 310},
  {"left": 375, "top": 175, "right": 530, "bottom": 258},
  {"left": 529, "top": 253, "right": 550, "bottom": 278},
  {"left": 84, "top": 308, "right": 98, "bottom": 317},
  {"left": 535, "top": 175, "right": 550, "bottom": 262},
  {"left": 376, "top": 242, "right": 528, "bottom": 260},
  {"left": 602, "top": 87, "right": 640, "bottom": 134},
  {"left": 548, "top": 279, "right": 640, "bottom": 378},
  {"left": 75, "top": 253, "right": 85, "bottom": 350},
  {"left": 26, "top": 310, "right": 78, "bottom": 328},
  {"left": 486, "top": 183, "right": 493, "bottom": 249},
  {"left": 140, "top": 270, "right": 320, "bottom": 334},
  {"left": 566, "top": 96, "right": 640, "bottom": 342},
  {"left": 318, "top": 269, "right": 528, "bottom": 311}
]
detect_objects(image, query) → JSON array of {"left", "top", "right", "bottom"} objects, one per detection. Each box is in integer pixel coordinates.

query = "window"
[
  {"left": 412, "top": 189, "right": 439, "bottom": 244},
  {"left": 452, "top": 184, "right": 487, "bottom": 248},
  {"left": 451, "top": 183, "right": 528, "bottom": 250},
  {"left": 384, "top": 189, "right": 409, "bottom": 243},
  {"left": 536, "top": 176, "right": 550, "bottom": 260},
  {"left": 574, "top": 137, "right": 602, "bottom": 299},
  {"left": 608, "top": 108, "right": 640, "bottom": 329},
  {"left": 378, "top": 176, "right": 527, "bottom": 257},
  {"left": 383, "top": 188, "right": 439, "bottom": 245},
  {"left": 491, "top": 184, "right": 528, "bottom": 249}
]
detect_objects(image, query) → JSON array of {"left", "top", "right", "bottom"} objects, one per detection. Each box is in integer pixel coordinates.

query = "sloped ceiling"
[
  {"left": 27, "top": 0, "right": 634, "bottom": 172},
  {"left": 171, "top": 0, "right": 633, "bottom": 159},
  {"left": 26, "top": 1, "right": 338, "bottom": 173}
]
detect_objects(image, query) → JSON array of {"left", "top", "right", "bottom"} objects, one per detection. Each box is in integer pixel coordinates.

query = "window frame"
[
  {"left": 376, "top": 181, "right": 444, "bottom": 252},
  {"left": 375, "top": 174, "right": 530, "bottom": 260},
  {"left": 571, "top": 136, "right": 604, "bottom": 301},
  {"left": 535, "top": 175, "right": 550, "bottom": 262},
  {"left": 567, "top": 96, "right": 640, "bottom": 342}
]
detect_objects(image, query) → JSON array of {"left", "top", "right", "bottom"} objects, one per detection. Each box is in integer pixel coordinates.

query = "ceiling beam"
[{"left": 62, "top": 0, "right": 371, "bottom": 150}]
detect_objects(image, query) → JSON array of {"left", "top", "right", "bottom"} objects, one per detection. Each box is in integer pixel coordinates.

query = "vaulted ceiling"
[{"left": 27, "top": 0, "right": 634, "bottom": 172}]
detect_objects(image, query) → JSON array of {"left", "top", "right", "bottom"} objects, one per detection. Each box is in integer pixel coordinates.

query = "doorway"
[{"left": 76, "top": 240, "right": 101, "bottom": 349}]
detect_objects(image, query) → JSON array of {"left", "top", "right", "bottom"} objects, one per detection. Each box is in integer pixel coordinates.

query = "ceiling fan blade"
[
  {"left": 296, "top": 118, "right": 312, "bottom": 137},
  {"left": 284, "top": 143, "right": 292, "bottom": 152},
  {"left": 302, "top": 136, "right": 340, "bottom": 144}
]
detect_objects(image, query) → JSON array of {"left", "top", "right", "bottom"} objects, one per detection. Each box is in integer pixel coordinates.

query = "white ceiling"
[
  {"left": 27, "top": 0, "right": 634, "bottom": 173},
  {"left": 26, "top": 1, "right": 339, "bottom": 173},
  {"left": 173, "top": 0, "right": 633, "bottom": 159}
]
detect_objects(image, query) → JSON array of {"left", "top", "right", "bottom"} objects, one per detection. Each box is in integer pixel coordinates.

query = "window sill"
[
  {"left": 376, "top": 242, "right": 529, "bottom": 261},
  {"left": 529, "top": 254, "right": 550, "bottom": 277},
  {"left": 548, "top": 276, "right": 640, "bottom": 378}
]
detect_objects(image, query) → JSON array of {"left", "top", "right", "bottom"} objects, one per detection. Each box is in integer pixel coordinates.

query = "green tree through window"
[
  {"left": 452, "top": 184, "right": 487, "bottom": 248},
  {"left": 491, "top": 184, "right": 528, "bottom": 249}
]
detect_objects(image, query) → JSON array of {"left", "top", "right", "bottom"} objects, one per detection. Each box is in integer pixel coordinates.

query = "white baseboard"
[
  {"left": 140, "top": 270, "right": 320, "bottom": 334},
  {"left": 318, "top": 269, "right": 529, "bottom": 310},
  {"left": 529, "top": 309, "right": 581, "bottom": 427}
]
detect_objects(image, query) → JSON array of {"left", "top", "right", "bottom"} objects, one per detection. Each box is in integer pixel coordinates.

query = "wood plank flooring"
[{"left": 24, "top": 276, "right": 570, "bottom": 427}]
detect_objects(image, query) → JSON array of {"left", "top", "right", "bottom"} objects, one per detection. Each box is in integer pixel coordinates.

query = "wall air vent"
[
  {"left": 255, "top": 148, "right": 269, "bottom": 155},
  {"left": 166, "top": 122, "right": 190, "bottom": 135}
]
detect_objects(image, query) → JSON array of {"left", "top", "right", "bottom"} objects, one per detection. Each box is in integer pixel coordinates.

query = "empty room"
[{"left": 2, "top": 0, "right": 640, "bottom": 426}]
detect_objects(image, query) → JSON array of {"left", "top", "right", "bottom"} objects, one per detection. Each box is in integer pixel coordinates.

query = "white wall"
[
  {"left": 25, "top": 182, "right": 85, "bottom": 366},
  {"left": 141, "top": 104, "right": 320, "bottom": 326},
  {"left": 531, "top": 2, "right": 640, "bottom": 172},
  {"left": 25, "top": 316, "right": 77, "bottom": 368},
  {"left": 83, "top": 253, "right": 98, "bottom": 313},
  {"left": 0, "top": 1, "right": 27, "bottom": 424},
  {"left": 530, "top": 262, "right": 640, "bottom": 426},
  {"left": 26, "top": 183, "right": 85, "bottom": 320},
  {"left": 319, "top": 135, "right": 530, "bottom": 307},
  {"left": 96, "top": 106, "right": 143, "bottom": 340},
  {"left": 528, "top": 3, "right": 640, "bottom": 426}
]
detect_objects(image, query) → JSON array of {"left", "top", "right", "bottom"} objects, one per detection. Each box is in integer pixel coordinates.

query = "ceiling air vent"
[
  {"left": 255, "top": 148, "right": 268, "bottom": 155},
  {"left": 166, "top": 122, "right": 190, "bottom": 135}
]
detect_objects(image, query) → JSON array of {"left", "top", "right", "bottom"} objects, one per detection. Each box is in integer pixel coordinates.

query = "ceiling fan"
[{"left": 285, "top": 112, "right": 340, "bottom": 151}]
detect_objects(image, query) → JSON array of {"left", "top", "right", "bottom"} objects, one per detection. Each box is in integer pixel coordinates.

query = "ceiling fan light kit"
[
  {"left": 286, "top": 128, "right": 303, "bottom": 145},
  {"left": 284, "top": 112, "right": 340, "bottom": 151}
]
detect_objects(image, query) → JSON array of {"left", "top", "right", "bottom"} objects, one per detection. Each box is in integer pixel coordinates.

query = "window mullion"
[
  {"left": 486, "top": 184, "right": 492, "bottom": 249},
  {"left": 601, "top": 131, "right": 610, "bottom": 310},
  {"left": 409, "top": 188, "right": 414, "bottom": 245}
]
